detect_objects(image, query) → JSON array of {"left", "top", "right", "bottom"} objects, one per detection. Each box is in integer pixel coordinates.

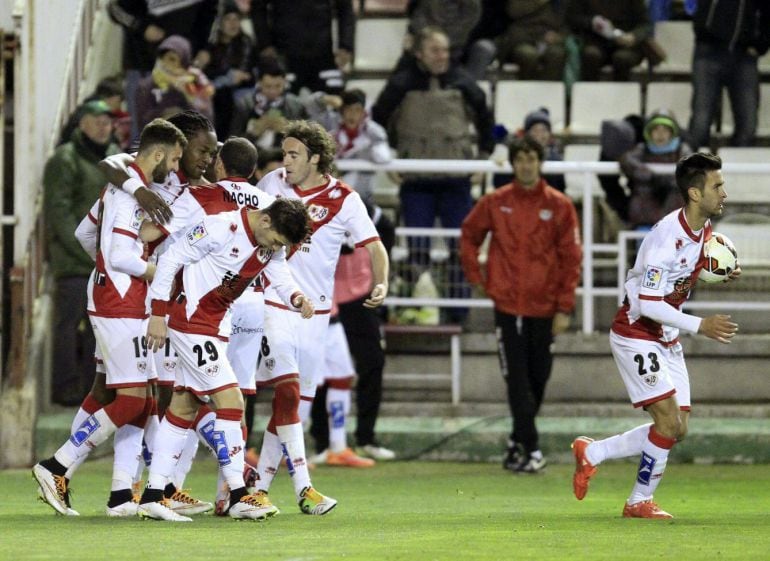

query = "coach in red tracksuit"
[{"left": 460, "top": 135, "right": 582, "bottom": 474}]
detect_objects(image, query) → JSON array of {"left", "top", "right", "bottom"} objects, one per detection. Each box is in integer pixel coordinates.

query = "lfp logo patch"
[
  {"left": 642, "top": 266, "right": 663, "bottom": 289},
  {"left": 131, "top": 206, "right": 145, "bottom": 229},
  {"left": 186, "top": 222, "right": 208, "bottom": 245}
]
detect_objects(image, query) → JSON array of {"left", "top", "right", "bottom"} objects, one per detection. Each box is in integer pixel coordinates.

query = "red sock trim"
[
  {"left": 81, "top": 394, "right": 103, "bottom": 415},
  {"left": 129, "top": 397, "right": 153, "bottom": 428},
  {"left": 326, "top": 377, "right": 353, "bottom": 390},
  {"left": 216, "top": 408, "right": 243, "bottom": 422},
  {"left": 104, "top": 395, "right": 147, "bottom": 427},
  {"left": 273, "top": 380, "right": 300, "bottom": 425},
  {"left": 193, "top": 404, "right": 213, "bottom": 427},
  {"left": 165, "top": 409, "right": 194, "bottom": 430},
  {"left": 648, "top": 426, "right": 677, "bottom": 449},
  {"left": 300, "top": 395, "right": 314, "bottom": 402}
]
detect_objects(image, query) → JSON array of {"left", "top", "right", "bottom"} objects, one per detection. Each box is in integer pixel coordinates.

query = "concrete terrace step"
[{"left": 36, "top": 405, "right": 770, "bottom": 465}]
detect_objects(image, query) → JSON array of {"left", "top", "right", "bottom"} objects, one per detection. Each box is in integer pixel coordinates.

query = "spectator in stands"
[
  {"left": 134, "top": 35, "right": 215, "bottom": 130},
  {"left": 460, "top": 135, "right": 582, "bottom": 474},
  {"left": 565, "top": 0, "right": 650, "bottom": 81},
  {"left": 620, "top": 110, "right": 692, "bottom": 230},
  {"left": 107, "top": 0, "right": 217, "bottom": 138},
  {"left": 396, "top": 0, "right": 494, "bottom": 79},
  {"left": 687, "top": 0, "right": 770, "bottom": 149},
  {"left": 249, "top": 0, "right": 354, "bottom": 93},
  {"left": 59, "top": 76, "right": 129, "bottom": 148},
  {"left": 44, "top": 100, "right": 122, "bottom": 406},
  {"left": 200, "top": 2, "right": 256, "bottom": 139},
  {"left": 328, "top": 89, "right": 393, "bottom": 207},
  {"left": 372, "top": 27, "right": 494, "bottom": 323},
  {"left": 230, "top": 60, "right": 309, "bottom": 148},
  {"left": 495, "top": 0, "right": 567, "bottom": 80}
]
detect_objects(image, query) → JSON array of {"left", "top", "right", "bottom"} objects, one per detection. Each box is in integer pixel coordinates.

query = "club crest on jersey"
[
  {"left": 256, "top": 246, "right": 273, "bottom": 263},
  {"left": 131, "top": 206, "right": 145, "bottom": 229},
  {"left": 186, "top": 222, "right": 208, "bottom": 245},
  {"left": 642, "top": 266, "right": 662, "bottom": 289},
  {"left": 539, "top": 209, "right": 553, "bottom": 221},
  {"left": 307, "top": 204, "right": 329, "bottom": 222}
]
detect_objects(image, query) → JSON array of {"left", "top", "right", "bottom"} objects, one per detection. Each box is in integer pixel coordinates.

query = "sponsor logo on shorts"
[
  {"left": 186, "top": 222, "right": 208, "bottom": 245},
  {"left": 232, "top": 326, "right": 262, "bottom": 335},
  {"left": 642, "top": 266, "right": 663, "bottom": 289}
]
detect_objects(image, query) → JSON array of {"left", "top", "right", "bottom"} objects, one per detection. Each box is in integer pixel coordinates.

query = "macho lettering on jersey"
[
  {"left": 223, "top": 189, "right": 262, "bottom": 208},
  {"left": 642, "top": 266, "right": 663, "bottom": 289},
  {"left": 186, "top": 222, "right": 208, "bottom": 245}
]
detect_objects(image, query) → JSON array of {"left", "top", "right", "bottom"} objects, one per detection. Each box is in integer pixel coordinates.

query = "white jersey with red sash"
[
  {"left": 612, "top": 208, "right": 710, "bottom": 345},
  {"left": 257, "top": 168, "right": 379, "bottom": 313},
  {"left": 148, "top": 208, "right": 301, "bottom": 340}
]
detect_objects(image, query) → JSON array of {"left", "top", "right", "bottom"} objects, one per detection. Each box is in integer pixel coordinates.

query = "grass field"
[{"left": 3, "top": 459, "right": 769, "bottom": 561}]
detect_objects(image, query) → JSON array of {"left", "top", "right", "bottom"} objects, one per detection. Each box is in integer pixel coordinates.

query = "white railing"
[{"left": 337, "top": 159, "right": 770, "bottom": 333}]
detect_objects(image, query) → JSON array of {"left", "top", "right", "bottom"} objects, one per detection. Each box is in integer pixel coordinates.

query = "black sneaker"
[
  {"left": 513, "top": 453, "right": 547, "bottom": 474},
  {"left": 502, "top": 443, "right": 524, "bottom": 471}
]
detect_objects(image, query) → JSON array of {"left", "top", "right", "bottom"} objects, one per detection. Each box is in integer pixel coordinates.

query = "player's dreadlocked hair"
[{"left": 166, "top": 110, "right": 214, "bottom": 141}]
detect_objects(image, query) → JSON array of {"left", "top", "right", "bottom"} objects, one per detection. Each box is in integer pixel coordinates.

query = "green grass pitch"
[{"left": 3, "top": 459, "right": 770, "bottom": 561}]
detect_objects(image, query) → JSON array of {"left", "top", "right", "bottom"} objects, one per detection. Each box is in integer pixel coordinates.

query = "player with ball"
[{"left": 571, "top": 152, "right": 740, "bottom": 519}]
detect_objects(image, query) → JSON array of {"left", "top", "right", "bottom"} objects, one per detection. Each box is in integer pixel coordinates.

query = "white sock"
[
  {"left": 276, "top": 422, "right": 312, "bottom": 499},
  {"left": 327, "top": 388, "right": 350, "bottom": 453},
  {"left": 213, "top": 417, "right": 246, "bottom": 491},
  {"left": 64, "top": 407, "right": 95, "bottom": 479},
  {"left": 112, "top": 424, "right": 143, "bottom": 492},
  {"left": 298, "top": 399, "right": 313, "bottom": 424},
  {"left": 628, "top": 428, "right": 675, "bottom": 504},
  {"left": 143, "top": 413, "right": 160, "bottom": 457},
  {"left": 171, "top": 429, "right": 200, "bottom": 490},
  {"left": 55, "top": 409, "right": 117, "bottom": 467},
  {"left": 146, "top": 417, "right": 188, "bottom": 490},
  {"left": 255, "top": 430, "right": 283, "bottom": 493},
  {"left": 586, "top": 423, "right": 652, "bottom": 466}
]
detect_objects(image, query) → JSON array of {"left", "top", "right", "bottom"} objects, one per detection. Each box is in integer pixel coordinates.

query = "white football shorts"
[
  {"left": 226, "top": 289, "right": 264, "bottom": 395},
  {"left": 89, "top": 315, "right": 153, "bottom": 388},
  {"left": 610, "top": 330, "right": 691, "bottom": 410},
  {"left": 169, "top": 328, "right": 238, "bottom": 396},
  {"left": 322, "top": 321, "right": 355, "bottom": 381}
]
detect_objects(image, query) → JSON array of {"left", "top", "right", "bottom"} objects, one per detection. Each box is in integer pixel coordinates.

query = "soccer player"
[
  {"left": 253, "top": 120, "right": 389, "bottom": 515},
  {"left": 136, "top": 197, "right": 313, "bottom": 521},
  {"left": 32, "top": 119, "right": 187, "bottom": 516},
  {"left": 572, "top": 152, "right": 740, "bottom": 518}
]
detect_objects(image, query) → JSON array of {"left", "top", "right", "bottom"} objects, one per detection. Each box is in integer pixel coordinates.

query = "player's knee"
[
  {"left": 676, "top": 417, "right": 689, "bottom": 441},
  {"left": 210, "top": 387, "right": 244, "bottom": 413},
  {"left": 655, "top": 414, "right": 681, "bottom": 440},
  {"left": 273, "top": 381, "right": 301, "bottom": 425}
]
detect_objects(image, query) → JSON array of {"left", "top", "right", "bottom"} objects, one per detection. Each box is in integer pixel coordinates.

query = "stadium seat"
[
  {"left": 354, "top": 18, "right": 407, "bottom": 72},
  {"left": 716, "top": 147, "right": 770, "bottom": 204},
  {"left": 652, "top": 21, "right": 694, "bottom": 76},
  {"left": 345, "top": 78, "right": 387, "bottom": 107},
  {"left": 714, "top": 214, "right": 770, "bottom": 269},
  {"left": 721, "top": 83, "right": 770, "bottom": 137},
  {"left": 494, "top": 80, "right": 566, "bottom": 133},
  {"left": 645, "top": 82, "right": 693, "bottom": 124},
  {"left": 569, "top": 82, "right": 641, "bottom": 136},
  {"left": 563, "top": 144, "right": 603, "bottom": 200}
]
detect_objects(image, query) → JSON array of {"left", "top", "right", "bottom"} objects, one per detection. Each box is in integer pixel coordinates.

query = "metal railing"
[{"left": 337, "top": 159, "right": 770, "bottom": 333}]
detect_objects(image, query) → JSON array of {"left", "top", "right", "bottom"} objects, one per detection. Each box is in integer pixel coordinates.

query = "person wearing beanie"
[
  {"left": 619, "top": 110, "right": 692, "bottom": 229},
  {"left": 135, "top": 35, "right": 215, "bottom": 130}
]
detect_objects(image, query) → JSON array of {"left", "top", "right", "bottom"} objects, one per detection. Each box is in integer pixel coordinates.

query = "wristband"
[
  {"left": 150, "top": 299, "right": 168, "bottom": 316},
  {"left": 122, "top": 176, "right": 145, "bottom": 196}
]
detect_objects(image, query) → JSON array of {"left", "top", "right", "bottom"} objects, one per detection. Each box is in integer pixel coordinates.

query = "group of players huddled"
[{"left": 33, "top": 111, "right": 389, "bottom": 521}]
